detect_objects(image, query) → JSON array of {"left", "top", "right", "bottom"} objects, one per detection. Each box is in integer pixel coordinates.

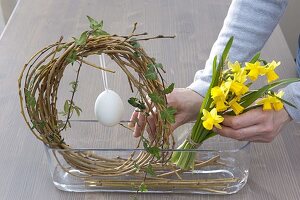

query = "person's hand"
[
  {"left": 215, "top": 107, "right": 292, "bottom": 142},
  {"left": 128, "top": 88, "right": 203, "bottom": 138}
]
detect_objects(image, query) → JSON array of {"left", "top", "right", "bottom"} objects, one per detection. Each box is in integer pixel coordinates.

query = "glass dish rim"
[
  {"left": 44, "top": 141, "right": 251, "bottom": 153},
  {"left": 46, "top": 119, "right": 250, "bottom": 153}
]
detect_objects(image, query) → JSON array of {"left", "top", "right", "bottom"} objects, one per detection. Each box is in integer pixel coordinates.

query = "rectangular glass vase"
[{"left": 45, "top": 121, "right": 250, "bottom": 194}]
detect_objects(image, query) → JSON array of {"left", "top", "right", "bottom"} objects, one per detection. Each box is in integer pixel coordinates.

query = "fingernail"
[{"left": 128, "top": 122, "right": 134, "bottom": 128}]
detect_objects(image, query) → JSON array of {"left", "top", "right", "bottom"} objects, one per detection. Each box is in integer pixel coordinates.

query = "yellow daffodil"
[
  {"left": 264, "top": 61, "right": 280, "bottom": 83},
  {"left": 201, "top": 108, "right": 224, "bottom": 130},
  {"left": 257, "top": 91, "right": 284, "bottom": 111},
  {"left": 211, "top": 86, "right": 228, "bottom": 112},
  {"left": 215, "top": 101, "right": 228, "bottom": 112},
  {"left": 224, "top": 78, "right": 249, "bottom": 96},
  {"left": 233, "top": 68, "right": 248, "bottom": 83},
  {"left": 229, "top": 98, "right": 244, "bottom": 115},
  {"left": 245, "top": 61, "right": 265, "bottom": 81},
  {"left": 228, "top": 61, "right": 242, "bottom": 73}
]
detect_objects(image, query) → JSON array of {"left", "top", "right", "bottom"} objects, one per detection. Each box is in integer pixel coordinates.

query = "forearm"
[{"left": 188, "top": 0, "right": 288, "bottom": 97}]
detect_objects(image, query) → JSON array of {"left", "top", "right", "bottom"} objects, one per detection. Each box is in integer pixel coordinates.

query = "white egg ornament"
[{"left": 94, "top": 89, "right": 124, "bottom": 127}]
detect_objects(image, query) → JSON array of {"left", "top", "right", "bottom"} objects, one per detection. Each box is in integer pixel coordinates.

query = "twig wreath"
[{"left": 18, "top": 17, "right": 237, "bottom": 193}]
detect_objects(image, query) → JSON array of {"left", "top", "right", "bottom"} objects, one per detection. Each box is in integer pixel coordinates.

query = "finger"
[
  {"left": 241, "top": 136, "right": 271, "bottom": 143},
  {"left": 128, "top": 111, "right": 139, "bottom": 128},
  {"left": 170, "top": 113, "right": 184, "bottom": 133},
  {"left": 222, "top": 108, "right": 263, "bottom": 129},
  {"left": 216, "top": 124, "right": 262, "bottom": 141},
  {"left": 133, "top": 112, "right": 146, "bottom": 138},
  {"left": 146, "top": 114, "right": 157, "bottom": 141}
]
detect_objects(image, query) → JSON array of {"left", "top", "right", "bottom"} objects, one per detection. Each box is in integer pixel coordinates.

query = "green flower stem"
[{"left": 171, "top": 37, "right": 234, "bottom": 170}]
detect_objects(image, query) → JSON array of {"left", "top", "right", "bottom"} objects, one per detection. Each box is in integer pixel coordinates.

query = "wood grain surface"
[{"left": 0, "top": 0, "right": 299, "bottom": 199}]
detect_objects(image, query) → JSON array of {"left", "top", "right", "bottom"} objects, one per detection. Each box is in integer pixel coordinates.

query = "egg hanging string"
[{"left": 99, "top": 53, "right": 108, "bottom": 90}]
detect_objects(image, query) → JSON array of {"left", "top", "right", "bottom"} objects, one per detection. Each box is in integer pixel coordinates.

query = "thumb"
[{"left": 169, "top": 115, "right": 185, "bottom": 134}]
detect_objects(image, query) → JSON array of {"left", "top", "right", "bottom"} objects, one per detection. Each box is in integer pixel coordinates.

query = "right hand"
[{"left": 128, "top": 88, "right": 203, "bottom": 138}]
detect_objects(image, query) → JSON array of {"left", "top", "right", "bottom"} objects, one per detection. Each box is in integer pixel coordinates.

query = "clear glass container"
[{"left": 45, "top": 121, "right": 250, "bottom": 194}]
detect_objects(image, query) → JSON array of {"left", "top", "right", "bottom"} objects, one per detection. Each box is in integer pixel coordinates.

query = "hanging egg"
[{"left": 94, "top": 89, "right": 124, "bottom": 127}]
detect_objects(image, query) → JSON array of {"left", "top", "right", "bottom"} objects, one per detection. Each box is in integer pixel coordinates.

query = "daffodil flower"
[
  {"left": 229, "top": 98, "right": 244, "bottom": 115},
  {"left": 201, "top": 108, "right": 224, "bottom": 130},
  {"left": 245, "top": 61, "right": 265, "bottom": 81},
  {"left": 211, "top": 86, "right": 228, "bottom": 112},
  {"left": 233, "top": 68, "right": 248, "bottom": 83},
  {"left": 264, "top": 61, "right": 280, "bottom": 83},
  {"left": 224, "top": 78, "right": 249, "bottom": 96},
  {"left": 257, "top": 91, "right": 284, "bottom": 111},
  {"left": 228, "top": 61, "right": 242, "bottom": 73}
]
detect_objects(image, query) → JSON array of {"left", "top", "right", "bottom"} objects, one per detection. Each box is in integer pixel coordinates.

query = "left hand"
[{"left": 215, "top": 107, "right": 292, "bottom": 142}]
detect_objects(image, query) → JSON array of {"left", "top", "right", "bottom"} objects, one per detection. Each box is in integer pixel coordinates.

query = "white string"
[{"left": 99, "top": 54, "right": 108, "bottom": 90}]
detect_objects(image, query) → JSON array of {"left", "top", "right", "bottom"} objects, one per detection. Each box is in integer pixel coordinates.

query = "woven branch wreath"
[{"left": 17, "top": 17, "right": 181, "bottom": 174}]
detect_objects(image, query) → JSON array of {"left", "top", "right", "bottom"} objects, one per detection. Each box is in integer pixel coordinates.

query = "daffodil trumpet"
[{"left": 171, "top": 37, "right": 300, "bottom": 170}]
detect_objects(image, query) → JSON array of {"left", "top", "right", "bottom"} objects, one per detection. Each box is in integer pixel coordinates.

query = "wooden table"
[{"left": 0, "top": 0, "right": 300, "bottom": 199}]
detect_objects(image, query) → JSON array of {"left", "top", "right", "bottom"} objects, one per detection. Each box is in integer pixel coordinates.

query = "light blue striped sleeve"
[
  {"left": 188, "top": 0, "right": 288, "bottom": 97},
  {"left": 187, "top": 0, "right": 300, "bottom": 122}
]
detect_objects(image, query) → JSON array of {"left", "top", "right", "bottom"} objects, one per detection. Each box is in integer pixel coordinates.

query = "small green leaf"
[
  {"left": 66, "top": 50, "right": 77, "bottom": 65},
  {"left": 56, "top": 44, "right": 68, "bottom": 52},
  {"left": 139, "top": 183, "right": 148, "bottom": 192},
  {"left": 128, "top": 97, "right": 146, "bottom": 110},
  {"left": 31, "top": 120, "right": 46, "bottom": 129},
  {"left": 64, "top": 100, "right": 70, "bottom": 114},
  {"left": 87, "top": 16, "right": 103, "bottom": 30},
  {"left": 24, "top": 89, "right": 36, "bottom": 108},
  {"left": 129, "top": 38, "right": 140, "bottom": 48},
  {"left": 147, "top": 146, "right": 161, "bottom": 159},
  {"left": 155, "top": 63, "right": 163, "bottom": 69},
  {"left": 162, "top": 83, "right": 175, "bottom": 94},
  {"left": 86, "top": 16, "right": 109, "bottom": 36},
  {"left": 148, "top": 93, "right": 164, "bottom": 105},
  {"left": 145, "top": 165, "right": 156, "bottom": 176},
  {"left": 93, "top": 29, "right": 110, "bottom": 36},
  {"left": 133, "top": 51, "right": 141, "bottom": 58},
  {"left": 73, "top": 31, "right": 88, "bottom": 46},
  {"left": 74, "top": 106, "right": 82, "bottom": 116},
  {"left": 145, "top": 64, "right": 157, "bottom": 80},
  {"left": 161, "top": 107, "right": 176, "bottom": 123}
]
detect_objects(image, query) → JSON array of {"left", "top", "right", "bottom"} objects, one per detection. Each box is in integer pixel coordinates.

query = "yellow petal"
[
  {"left": 202, "top": 109, "right": 209, "bottom": 119},
  {"left": 248, "top": 68, "right": 259, "bottom": 81},
  {"left": 229, "top": 100, "right": 244, "bottom": 115},
  {"left": 215, "top": 115, "right": 224, "bottom": 124},
  {"left": 263, "top": 102, "right": 272, "bottom": 110},
  {"left": 203, "top": 118, "right": 214, "bottom": 130},
  {"left": 276, "top": 91, "right": 284, "bottom": 98},
  {"left": 228, "top": 61, "right": 241, "bottom": 73},
  {"left": 211, "top": 86, "right": 225, "bottom": 100},
  {"left": 266, "top": 70, "right": 279, "bottom": 83},
  {"left": 230, "top": 82, "right": 243, "bottom": 95},
  {"left": 273, "top": 102, "right": 283, "bottom": 111},
  {"left": 216, "top": 101, "right": 228, "bottom": 112},
  {"left": 269, "top": 60, "right": 281, "bottom": 70},
  {"left": 241, "top": 85, "right": 249, "bottom": 95},
  {"left": 214, "top": 123, "right": 222, "bottom": 129}
]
